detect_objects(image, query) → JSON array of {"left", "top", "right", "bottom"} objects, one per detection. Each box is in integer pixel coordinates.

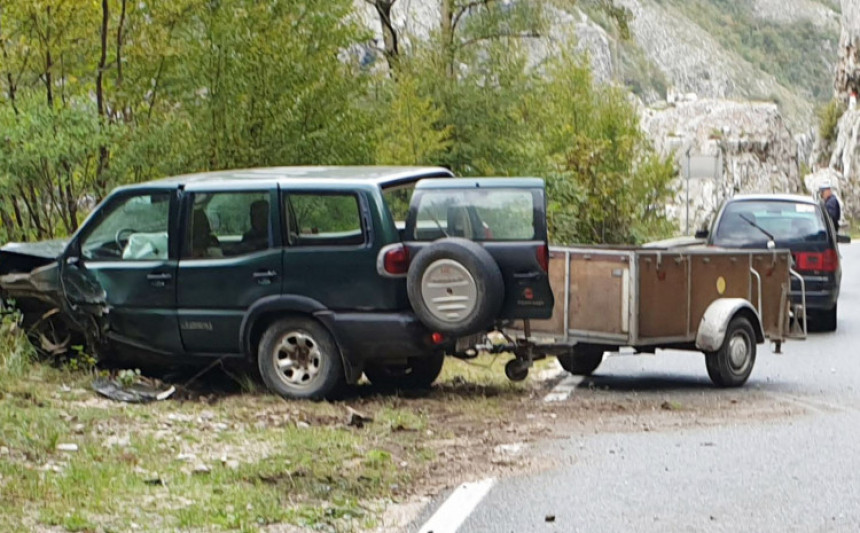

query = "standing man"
[{"left": 820, "top": 182, "right": 841, "bottom": 231}]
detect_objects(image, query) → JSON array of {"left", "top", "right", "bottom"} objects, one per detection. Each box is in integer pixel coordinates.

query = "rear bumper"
[
  {"left": 315, "top": 310, "right": 442, "bottom": 363},
  {"left": 791, "top": 274, "right": 838, "bottom": 311}
]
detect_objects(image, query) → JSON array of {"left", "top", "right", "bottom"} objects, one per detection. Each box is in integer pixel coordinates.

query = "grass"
[{"left": 0, "top": 323, "right": 555, "bottom": 533}]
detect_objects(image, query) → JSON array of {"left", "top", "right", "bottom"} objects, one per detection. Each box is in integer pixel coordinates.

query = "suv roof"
[
  {"left": 415, "top": 177, "right": 545, "bottom": 189},
  {"left": 130, "top": 166, "right": 454, "bottom": 189}
]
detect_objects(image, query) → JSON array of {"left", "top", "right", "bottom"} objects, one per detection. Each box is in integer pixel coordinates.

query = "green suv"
[{"left": 0, "top": 167, "right": 554, "bottom": 399}]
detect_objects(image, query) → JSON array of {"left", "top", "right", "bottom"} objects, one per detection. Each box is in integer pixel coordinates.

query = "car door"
[
  {"left": 175, "top": 185, "right": 282, "bottom": 354},
  {"left": 280, "top": 188, "right": 387, "bottom": 309},
  {"left": 63, "top": 188, "right": 182, "bottom": 354},
  {"left": 404, "top": 178, "right": 554, "bottom": 320}
]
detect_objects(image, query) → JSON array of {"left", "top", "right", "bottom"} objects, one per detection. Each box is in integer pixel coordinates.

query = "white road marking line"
[
  {"left": 543, "top": 374, "right": 584, "bottom": 402},
  {"left": 417, "top": 478, "right": 496, "bottom": 533}
]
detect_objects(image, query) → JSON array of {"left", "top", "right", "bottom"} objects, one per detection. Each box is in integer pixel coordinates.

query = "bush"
[{"left": 0, "top": 307, "right": 36, "bottom": 385}]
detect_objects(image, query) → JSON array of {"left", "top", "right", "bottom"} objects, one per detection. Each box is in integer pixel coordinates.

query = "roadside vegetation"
[
  {"left": 0, "top": 0, "right": 675, "bottom": 247},
  {"left": 0, "top": 318, "right": 558, "bottom": 532},
  {"left": 656, "top": 0, "right": 838, "bottom": 104}
]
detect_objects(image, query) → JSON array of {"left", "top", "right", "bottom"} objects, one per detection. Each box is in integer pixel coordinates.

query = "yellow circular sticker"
[{"left": 716, "top": 276, "right": 727, "bottom": 295}]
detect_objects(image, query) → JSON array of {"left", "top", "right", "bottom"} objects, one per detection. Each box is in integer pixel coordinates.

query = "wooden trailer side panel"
[
  {"left": 637, "top": 253, "right": 689, "bottom": 339},
  {"left": 568, "top": 252, "right": 629, "bottom": 335},
  {"left": 528, "top": 250, "right": 567, "bottom": 334},
  {"left": 688, "top": 253, "right": 751, "bottom": 331}
]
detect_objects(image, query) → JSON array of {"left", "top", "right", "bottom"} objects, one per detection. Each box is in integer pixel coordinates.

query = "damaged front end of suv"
[{"left": 0, "top": 240, "right": 109, "bottom": 357}]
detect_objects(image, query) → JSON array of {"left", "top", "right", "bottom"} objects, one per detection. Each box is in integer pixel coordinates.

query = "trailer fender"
[{"left": 696, "top": 298, "right": 764, "bottom": 352}]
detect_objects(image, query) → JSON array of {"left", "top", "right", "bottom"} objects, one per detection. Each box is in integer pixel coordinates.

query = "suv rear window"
[
  {"left": 713, "top": 200, "right": 828, "bottom": 246},
  {"left": 411, "top": 189, "right": 536, "bottom": 241}
]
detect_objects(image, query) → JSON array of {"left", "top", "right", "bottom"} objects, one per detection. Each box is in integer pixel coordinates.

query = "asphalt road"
[{"left": 411, "top": 243, "right": 860, "bottom": 533}]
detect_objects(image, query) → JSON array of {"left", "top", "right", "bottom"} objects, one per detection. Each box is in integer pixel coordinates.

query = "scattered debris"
[
  {"left": 192, "top": 464, "right": 211, "bottom": 475},
  {"left": 346, "top": 406, "right": 373, "bottom": 428},
  {"left": 56, "top": 443, "right": 78, "bottom": 452},
  {"left": 93, "top": 376, "right": 175, "bottom": 403},
  {"left": 660, "top": 400, "right": 683, "bottom": 411},
  {"left": 143, "top": 478, "right": 166, "bottom": 486},
  {"left": 546, "top": 514, "right": 556, "bottom": 522}
]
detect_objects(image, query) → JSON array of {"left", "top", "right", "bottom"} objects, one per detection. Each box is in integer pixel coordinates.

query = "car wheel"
[
  {"left": 557, "top": 344, "right": 606, "bottom": 376},
  {"left": 257, "top": 317, "right": 344, "bottom": 400},
  {"left": 407, "top": 238, "right": 504, "bottom": 337},
  {"left": 818, "top": 304, "right": 838, "bottom": 332},
  {"left": 364, "top": 352, "right": 445, "bottom": 390},
  {"left": 705, "top": 316, "right": 756, "bottom": 388}
]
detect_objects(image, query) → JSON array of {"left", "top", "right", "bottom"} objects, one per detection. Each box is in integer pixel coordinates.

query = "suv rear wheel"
[
  {"left": 257, "top": 317, "right": 344, "bottom": 400},
  {"left": 363, "top": 352, "right": 445, "bottom": 390}
]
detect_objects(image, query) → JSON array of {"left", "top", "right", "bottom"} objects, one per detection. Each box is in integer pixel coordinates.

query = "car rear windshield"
[
  {"left": 713, "top": 200, "right": 828, "bottom": 247},
  {"left": 410, "top": 189, "right": 537, "bottom": 241}
]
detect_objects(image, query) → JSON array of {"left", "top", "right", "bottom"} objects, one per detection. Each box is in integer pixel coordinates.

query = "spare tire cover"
[{"left": 407, "top": 238, "right": 504, "bottom": 336}]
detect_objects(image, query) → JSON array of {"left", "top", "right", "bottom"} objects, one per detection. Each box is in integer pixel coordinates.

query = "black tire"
[
  {"left": 705, "top": 316, "right": 756, "bottom": 388},
  {"left": 818, "top": 304, "right": 838, "bottom": 332},
  {"left": 364, "top": 352, "right": 445, "bottom": 390},
  {"left": 557, "top": 345, "right": 606, "bottom": 376},
  {"left": 257, "top": 317, "right": 345, "bottom": 400},
  {"left": 407, "top": 238, "right": 504, "bottom": 337}
]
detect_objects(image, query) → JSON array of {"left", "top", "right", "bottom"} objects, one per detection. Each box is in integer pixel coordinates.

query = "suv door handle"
[
  {"left": 147, "top": 272, "right": 172, "bottom": 287},
  {"left": 253, "top": 270, "right": 278, "bottom": 285}
]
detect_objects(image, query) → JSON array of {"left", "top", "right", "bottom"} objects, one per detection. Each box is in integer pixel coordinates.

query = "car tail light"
[
  {"left": 537, "top": 244, "right": 549, "bottom": 273},
  {"left": 383, "top": 245, "right": 409, "bottom": 275},
  {"left": 431, "top": 332, "right": 445, "bottom": 345},
  {"left": 794, "top": 249, "right": 839, "bottom": 272}
]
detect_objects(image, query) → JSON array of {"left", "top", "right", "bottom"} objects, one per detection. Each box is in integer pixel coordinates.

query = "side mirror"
[
  {"left": 694, "top": 229, "right": 709, "bottom": 239},
  {"left": 837, "top": 234, "right": 852, "bottom": 244}
]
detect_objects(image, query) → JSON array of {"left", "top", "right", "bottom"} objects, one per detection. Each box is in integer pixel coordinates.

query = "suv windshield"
[
  {"left": 713, "top": 200, "right": 827, "bottom": 247},
  {"left": 410, "top": 189, "right": 536, "bottom": 241}
]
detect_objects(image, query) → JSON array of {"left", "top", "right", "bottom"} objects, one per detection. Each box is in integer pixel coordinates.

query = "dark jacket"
[{"left": 825, "top": 195, "right": 841, "bottom": 230}]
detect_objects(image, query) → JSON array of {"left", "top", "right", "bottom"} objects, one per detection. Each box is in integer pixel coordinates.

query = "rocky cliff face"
[
  {"left": 815, "top": 0, "right": 860, "bottom": 220},
  {"left": 642, "top": 100, "right": 802, "bottom": 232},
  {"left": 835, "top": 0, "right": 860, "bottom": 101}
]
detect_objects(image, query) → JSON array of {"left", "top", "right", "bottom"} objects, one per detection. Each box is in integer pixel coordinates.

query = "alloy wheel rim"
[{"left": 274, "top": 331, "right": 323, "bottom": 388}]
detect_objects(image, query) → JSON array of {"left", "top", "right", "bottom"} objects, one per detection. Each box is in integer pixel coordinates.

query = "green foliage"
[
  {"left": 817, "top": 99, "right": 846, "bottom": 164},
  {"left": 0, "top": 0, "right": 675, "bottom": 247},
  {"left": 531, "top": 54, "right": 676, "bottom": 244},
  {"left": 0, "top": 308, "right": 35, "bottom": 386},
  {"left": 662, "top": 0, "right": 837, "bottom": 103}
]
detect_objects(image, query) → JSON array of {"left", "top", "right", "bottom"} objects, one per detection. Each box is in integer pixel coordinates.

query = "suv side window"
[
  {"left": 285, "top": 193, "right": 365, "bottom": 246},
  {"left": 184, "top": 192, "right": 271, "bottom": 259},
  {"left": 81, "top": 192, "right": 171, "bottom": 261}
]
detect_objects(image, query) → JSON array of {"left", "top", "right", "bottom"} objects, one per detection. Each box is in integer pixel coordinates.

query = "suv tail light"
[
  {"left": 794, "top": 249, "right": 839, "bottom": 273},
  {"left": 382, "top": 244, "right": 409, "bottom": 275},
  {"left": 537, "top": 244, "right": 549, "bottom": 273}
]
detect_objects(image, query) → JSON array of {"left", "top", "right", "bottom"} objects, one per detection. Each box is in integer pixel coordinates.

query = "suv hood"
[{"left": 1, "top": 239, "right": 69, "bottom": 260}]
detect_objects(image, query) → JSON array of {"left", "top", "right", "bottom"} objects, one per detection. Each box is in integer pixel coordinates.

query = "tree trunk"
[{"left": 95, "top": 0, "right": 110, "bottom": 197}]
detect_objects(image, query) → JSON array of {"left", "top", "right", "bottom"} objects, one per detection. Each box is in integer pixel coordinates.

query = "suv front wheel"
[{"left": 258, "top": 317, "right": 345, "bottom": 400}]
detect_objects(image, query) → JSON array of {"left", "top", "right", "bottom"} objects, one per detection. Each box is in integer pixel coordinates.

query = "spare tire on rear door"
[{"left": 407, "top": 238, "right": 504, "bottom": 337}]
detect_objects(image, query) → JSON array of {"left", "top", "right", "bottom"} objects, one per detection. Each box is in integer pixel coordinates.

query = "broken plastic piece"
[{"left": 92, "top": 377, "right": 175, "bottom": 403}]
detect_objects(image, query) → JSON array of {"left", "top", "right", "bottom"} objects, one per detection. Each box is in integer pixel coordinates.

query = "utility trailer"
[{"left": 503, "top": 246, "right": 807, "bottom": 387}]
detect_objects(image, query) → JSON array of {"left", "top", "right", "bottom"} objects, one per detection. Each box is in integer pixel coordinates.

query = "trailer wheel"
[
  {"left": 705, "top": 316, "right": 756, "bottom": 388},
  {"left": 504, "top": 359, "right": 529, "bottom": 381},
  {"left": 557, "top": 345, "right": 606, "bottom": 376}
]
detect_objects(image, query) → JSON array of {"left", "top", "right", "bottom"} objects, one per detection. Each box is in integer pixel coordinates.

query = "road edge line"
[
  {"left": 543, "top": 374, "right": 584, "bottom": 402},
  {"left": 417, "top": 477, "right": 496, "bottom": 533}
]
